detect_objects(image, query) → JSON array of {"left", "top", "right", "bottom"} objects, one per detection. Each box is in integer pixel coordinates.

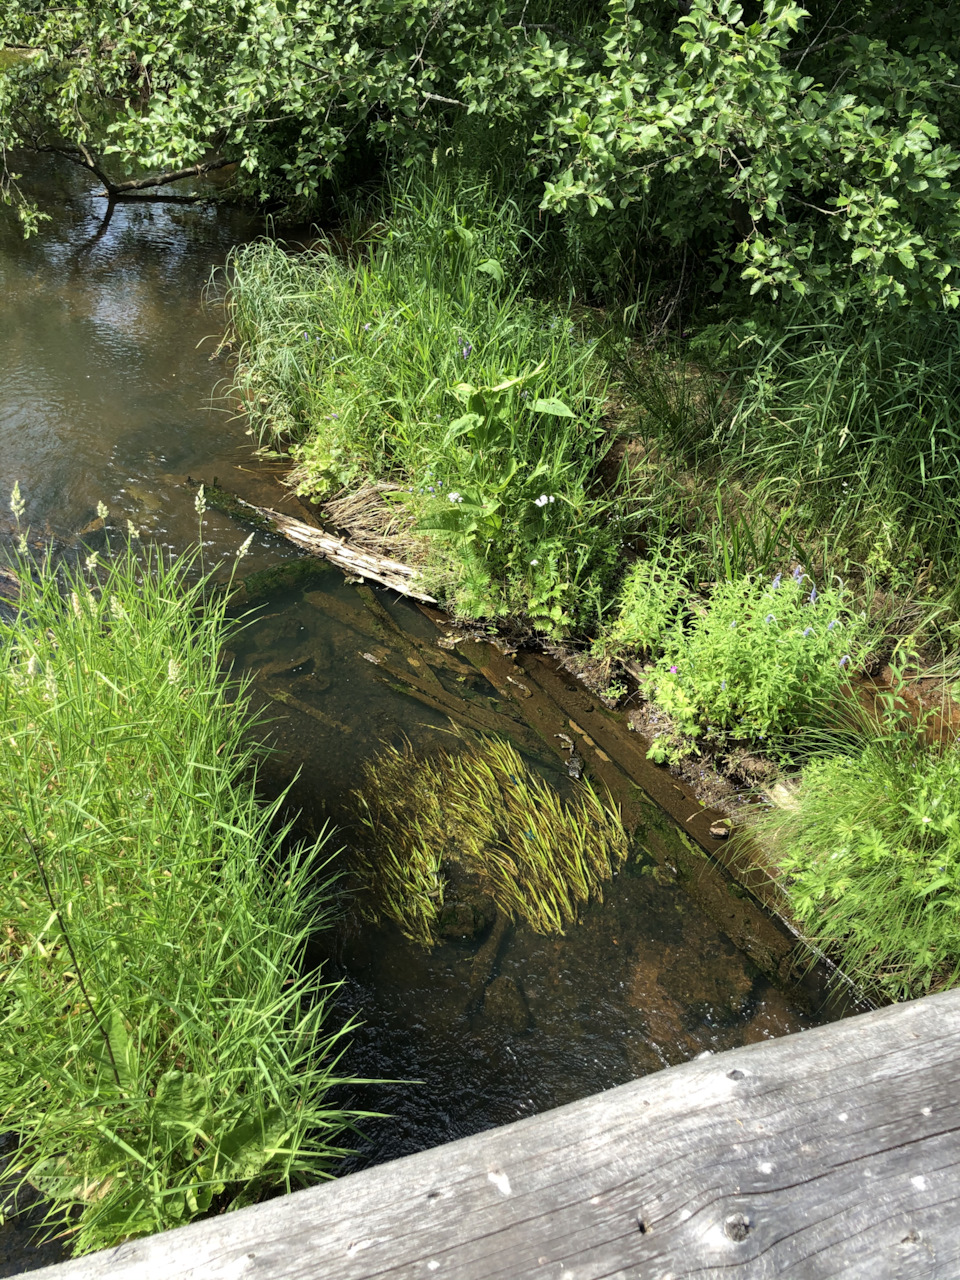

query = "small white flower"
[
  {"left": 236, "top": 533, "right": 254, "bottom": 559},
  {"left": 194, "top": 484, "right": 207, "bottom": 517},
  {"left": 167, "top": 658, "right": 182, "bottom": 685},
  {"left": 448, "top": 491, "right": 464, "bottom": 503},
  {"left": 71, "top": 591, "right": 82, "bottom": 619},
  {"left": 16, "top": 533, "right": 28, "bottom": 554},
  {"left": 85, "top": 551, "right": 99, "bottom": 571},
  {"left": 96, "top": 500, "right": 109, "bottom": 521},
  {"left": 127, "top": 520, "right": 140, "bottom": 539},
  {"left": 530, "top": 558, "right": 539, "bottom": 565},
  {"left": 109, "top": 597, "right": 128, "bottom": 622},
  {"left": 26, "top": 653, "right": 40, "bottom": 679}
]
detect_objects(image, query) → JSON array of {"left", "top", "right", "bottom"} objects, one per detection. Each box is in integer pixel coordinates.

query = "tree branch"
[{"left": 106, "top": 156, "right": 236, "bottom": 194}]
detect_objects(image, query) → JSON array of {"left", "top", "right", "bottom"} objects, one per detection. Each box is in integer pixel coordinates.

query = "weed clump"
[
  {"left": 658, "top": 572, "right": 866, "bottom": 736},
  {"left": 754, "top": 716, "right": 960, "bottom": 1001},
  {"left": 351, "top": 736, "right": 628, "bottom": 945},
  {"left": 0, "top": 542, "right": 356, "bottom": 1254}
]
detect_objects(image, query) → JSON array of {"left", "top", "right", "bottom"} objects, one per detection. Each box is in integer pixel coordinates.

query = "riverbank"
[{"left": 221, "top": 168, "right": 960, "bottom": 1004}]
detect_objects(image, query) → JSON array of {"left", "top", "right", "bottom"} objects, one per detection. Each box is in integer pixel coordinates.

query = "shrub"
[
  {"left": 754, "top": 727, "right": 960, "bottom": 1001},
  {"left": 598, "top": 545, "right": 689, "bottom": 659},
  {"left": 646, "top": 569, "right": 868, "bottom": 753},
  {"left": 0, "top": 539, "right": 356, "bottom": 1254}
]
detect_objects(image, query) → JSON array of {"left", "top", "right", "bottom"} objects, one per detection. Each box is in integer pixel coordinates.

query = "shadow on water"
[{"left": 1, "top": 156, "right": 842, "bottom": 1269}]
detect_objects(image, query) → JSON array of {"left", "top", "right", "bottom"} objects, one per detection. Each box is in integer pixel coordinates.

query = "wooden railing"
[{"left": 26, "top": 988, "right": 960, "bottom": 1280}]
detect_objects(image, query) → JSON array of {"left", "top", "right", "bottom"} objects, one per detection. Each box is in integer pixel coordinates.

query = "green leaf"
[
  {"left": 533, "top": 397, "right": 575, "bottom": 417},
  {"left": 476, "top": 258, "right": 504, "bottom": 285}
]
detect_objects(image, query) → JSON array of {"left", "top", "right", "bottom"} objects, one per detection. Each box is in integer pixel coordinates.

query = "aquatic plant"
[
  {"left": 351, "top": 735, "right": 628, "bottom": 944},
  {"left": 0, "top": 536, "right": 358, "bottom": 1255}
]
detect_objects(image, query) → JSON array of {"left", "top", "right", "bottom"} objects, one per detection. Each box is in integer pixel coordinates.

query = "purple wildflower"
[
  {"left": 839, "top": 654, "right": 851, "bottom": 668},
  {"left": 462, "top": 343, "right": 473, "bottom": 360},
  {"left": 809, "top": 586, "right": 818, "bottom": 604},
  {"left": 771, "top": 573, "right": 782, "bottom": 589},
  {"left": 669, "top": 665, "right": 678, "bottom": 674}
]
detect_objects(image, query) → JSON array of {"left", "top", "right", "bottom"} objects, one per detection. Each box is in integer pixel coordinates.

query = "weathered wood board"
[{"left": 25, "top": 989, "right": 960, "bottom": 1280}]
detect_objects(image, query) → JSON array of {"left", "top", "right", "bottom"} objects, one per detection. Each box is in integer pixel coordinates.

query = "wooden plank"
[{"left": 25, "top": 989, "right": 960, "bottom": 1280}]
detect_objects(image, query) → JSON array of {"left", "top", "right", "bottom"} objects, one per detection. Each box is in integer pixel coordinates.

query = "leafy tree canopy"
[{"left": 2, "top": 0, "right": 959, "bottom": 309}]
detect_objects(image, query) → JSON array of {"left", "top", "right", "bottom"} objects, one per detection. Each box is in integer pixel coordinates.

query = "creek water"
[{"left": 0, "top": 158, "right": 832, "bottom": 1274}]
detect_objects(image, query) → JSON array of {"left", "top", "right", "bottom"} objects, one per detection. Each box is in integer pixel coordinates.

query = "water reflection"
[{"left": 0, "top": 153, "right": 291, "bottom": 559}]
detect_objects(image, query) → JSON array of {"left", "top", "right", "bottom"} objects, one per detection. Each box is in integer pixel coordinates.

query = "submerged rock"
[
  {"left": 438, "top": 892, "right": 496, "bottom": 942},
  {"left": 483, "top": 975, "right": 530, "bottom": 1032}
]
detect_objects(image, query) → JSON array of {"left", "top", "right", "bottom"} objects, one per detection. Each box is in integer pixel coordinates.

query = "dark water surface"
[{"left": 0, "top": 159, "right": 830, "bottom": 1273}]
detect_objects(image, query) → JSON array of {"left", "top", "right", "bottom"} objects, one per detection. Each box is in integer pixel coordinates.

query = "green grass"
[
  {"left": 0, "top": 538, "right": 358, "bottom": 1255},
  {"left": 621, "top": 306, "right": 960, "bottom": 614},
  {"left": 751, "top": 684, "right": 960, "bottom": 1001},
  {"left": 222, "top": 169, "right": 622, "bottom": 633}
]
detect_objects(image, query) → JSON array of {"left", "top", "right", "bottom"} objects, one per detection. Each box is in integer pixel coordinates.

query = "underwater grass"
[
  {"left": 0, "top": 538, "right": 358, "bottom": 1255},
  {"left": 351, "top": 735, "right": 628, "bottom": 945}
]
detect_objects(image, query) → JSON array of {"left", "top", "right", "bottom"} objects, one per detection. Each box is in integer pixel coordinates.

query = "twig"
[{"left": 20, "top": 827, "right": 125, "bottom": 1095}]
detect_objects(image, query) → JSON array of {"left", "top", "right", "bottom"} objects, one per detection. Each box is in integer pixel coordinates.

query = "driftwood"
[
  {"left": 230, "top": 496, "right": 437, "bottom": 603},
  {"left": 27, "top": 988, "right": 960, "bottom": 1280}
]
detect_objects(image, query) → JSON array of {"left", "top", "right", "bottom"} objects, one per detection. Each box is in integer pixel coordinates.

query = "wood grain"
[{"left": 23, "top": 989, "right": 960, "bottom": 1280}]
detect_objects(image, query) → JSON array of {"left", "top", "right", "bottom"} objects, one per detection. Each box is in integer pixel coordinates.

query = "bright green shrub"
[
  {"left": 756, "top": 733, "right": 960, "bottom": 1000},
  {"left": 648, "top": 569, "right": 868, "bottom": 750},
  {"left": 599, "top": 547, "right": 688, "bottom": 658}
]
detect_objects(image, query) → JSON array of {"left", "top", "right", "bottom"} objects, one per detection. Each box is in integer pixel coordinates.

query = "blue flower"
[
  {"left": 462, "top": 343, "right": 473, "bottom": 359},
  {"left": 839, "top": 654, "right": 851, "bottom": 668},
  {"left": 792, "top": 566, "right": 804, "bottom": 582},
  {"left": 803, "top": 627, "right": 813, "bottom": 637},
  {"left": 771, "top": 573, "right": 782, "bottom": 589},
  {"left": 765, "top": 613, "right": 776, "bottom": 623},
  {"left": 808, "top": 586, "right": 818, "bottom": 604},
  {"left": 828, "top": 620, "right": 837, "bottom": 630}
]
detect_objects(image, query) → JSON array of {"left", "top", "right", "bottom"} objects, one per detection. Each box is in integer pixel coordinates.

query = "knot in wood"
[{"left": 724, "top": 1212, "right": 751, "bottom": 1242}]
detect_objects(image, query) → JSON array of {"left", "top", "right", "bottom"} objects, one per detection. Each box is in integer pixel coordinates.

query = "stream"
[{"left": 0, "top": 158, "right": 839, "bottom": 1274}]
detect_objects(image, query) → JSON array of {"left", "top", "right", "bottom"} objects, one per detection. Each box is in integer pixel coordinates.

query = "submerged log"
[{"left": 219, "top": 492, "right": 437, "bottom": 604}]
